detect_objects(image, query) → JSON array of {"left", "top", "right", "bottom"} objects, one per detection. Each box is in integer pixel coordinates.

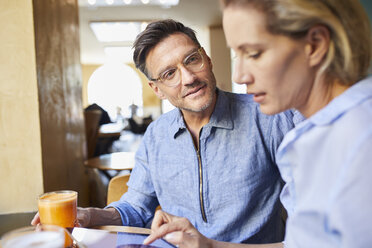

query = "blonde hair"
[{"left": 221, "top": 0, "right": 372, "bottom": 85}]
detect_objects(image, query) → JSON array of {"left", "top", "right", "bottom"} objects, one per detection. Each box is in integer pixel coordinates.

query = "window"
[
  {"left": 87, "top": 62, "right": 143, "bottom": 120},
  {"left": 161, "top": 99, "right": 175, "bottom": 114},
  {"left": 231, "top": 48, "right": 246, "bottom": 94}
]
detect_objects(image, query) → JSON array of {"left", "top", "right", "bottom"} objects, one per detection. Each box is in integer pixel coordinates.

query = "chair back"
[
  {"left": 107, "top": 174, "right": 130, "bottom": 205},
  {"left": 107, "top": 173, "right": 162, "bottom": 211},
  {"left": 84, "top": 109, "right": 102, "bottom": 158}
]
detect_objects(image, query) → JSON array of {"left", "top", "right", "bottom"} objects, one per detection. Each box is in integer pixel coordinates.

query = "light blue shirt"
[
  {"left": 277, "top": 77, "right": 372, "bottom": 247},
  {"left": 109, "top": 90, "right": 299, "bottom": 243}
]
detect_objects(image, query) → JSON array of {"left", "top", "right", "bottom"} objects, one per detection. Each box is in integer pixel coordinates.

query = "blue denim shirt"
[
  {"left": 277, "top": 77, "right": 372, "bottom": 248},
  {"left": 109, "top": 90, "right": 299, "bottom": 243}
]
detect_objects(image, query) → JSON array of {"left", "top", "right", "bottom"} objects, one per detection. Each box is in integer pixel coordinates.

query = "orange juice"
[
  {"left": 38, "top": 191, "right": 77, "bottom": 228},
  {"left": 38, "top": 191, "right": 77, "bottom": 247}
]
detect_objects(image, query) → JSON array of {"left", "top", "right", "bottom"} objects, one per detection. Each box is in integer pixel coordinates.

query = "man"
[{"left": 32, "top": 19, "right": 300, "bottom": 244}]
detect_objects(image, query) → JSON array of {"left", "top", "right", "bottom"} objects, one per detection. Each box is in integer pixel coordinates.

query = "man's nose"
[{"left": 179, "top": 65, "right": 198, "bottom": 86}]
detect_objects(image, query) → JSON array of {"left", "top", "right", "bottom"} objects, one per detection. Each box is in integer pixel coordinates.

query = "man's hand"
[
  {"left": 143, "top": 210, "right": 212, "bottom": 248},
  {"left": 31, "top": 212, "right": 41, "bottom": 226},
  {"left": 31, "top": 207, "right": 121, "bottom": 227},
  {"left": 76, "top": 207, "right": 92, "bottom": 227}
]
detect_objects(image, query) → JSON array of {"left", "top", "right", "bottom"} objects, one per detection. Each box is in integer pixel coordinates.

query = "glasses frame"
[{"left": 150, "top": 47, "right": 205, "bottom": 87}]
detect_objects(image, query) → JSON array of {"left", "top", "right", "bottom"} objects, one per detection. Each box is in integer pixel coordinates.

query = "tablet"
[
  {"left": 116, "top": 232, "right": 176, "bottom": 248},
  {"left": 72, "top": 227, "right": 176, "bottom": 248}
]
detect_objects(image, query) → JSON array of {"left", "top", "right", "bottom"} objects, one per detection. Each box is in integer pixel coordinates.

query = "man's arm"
[
  {"left": 106, "top": 127, "right": 159, "bottom": 227},
  {"left": 32, "top": 129, "right": 158, "bottom": 228},
  {"left": 78, "top": 207, "right": 122, "bottom": 227},
  {"left": 31, "top": 207, "right": 122, "bottom": 227}
]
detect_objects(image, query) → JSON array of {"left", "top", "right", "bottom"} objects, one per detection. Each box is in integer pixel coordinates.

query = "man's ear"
[
  {"left": 305, "top": 25, "right": 330, "bottom": 67},
  {"left": 203, "top": 48, "right": 213, "bottom": 70},
  {"left": 148, "top": 81, "right": 166, "bottom": 99},
  {"left": 207, "top": 55, "right": 213, "bottom": 70}
]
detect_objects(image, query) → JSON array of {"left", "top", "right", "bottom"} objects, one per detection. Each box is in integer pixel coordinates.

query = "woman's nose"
[{"left": 233, "top": 59, "right": 253, "bottom": 86}]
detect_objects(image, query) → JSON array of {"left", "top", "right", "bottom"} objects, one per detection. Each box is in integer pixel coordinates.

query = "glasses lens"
[
  {"left": 160, "top": 68, "right": 180, "bottom": 87},
  {"left": 160, "top": 49, "right": 204, "bottom": 87},
  {"left": 184, "top": 49, "right": 204, "bottom": 72}
]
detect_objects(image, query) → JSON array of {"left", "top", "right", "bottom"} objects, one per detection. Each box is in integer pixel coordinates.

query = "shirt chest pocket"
[{"left": 151, "top": 153, "right": 197, "bottom": 199}]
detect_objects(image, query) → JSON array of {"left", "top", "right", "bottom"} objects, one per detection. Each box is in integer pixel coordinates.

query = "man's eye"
[{"left": 161, "top": 69, "right": 176, "bottom": 80}]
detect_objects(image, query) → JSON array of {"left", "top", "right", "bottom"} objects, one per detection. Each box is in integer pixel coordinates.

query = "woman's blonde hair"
[{"left": 221, "top": 0, "right": 372, "bottom": 85}]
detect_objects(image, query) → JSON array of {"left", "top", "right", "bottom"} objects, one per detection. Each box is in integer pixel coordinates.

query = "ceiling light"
[
  {"left": 90, "top": 22, "right": 143, "bottom": 42},
  {"left": 156, "top": 0, "right": 179, "bottom": 5},
  {"left": 80, "top": 0, "right": 179, "bottom": 7}
]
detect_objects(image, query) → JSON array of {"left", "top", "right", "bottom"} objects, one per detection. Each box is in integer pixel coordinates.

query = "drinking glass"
[
  {"left": 1, "top": 225, "right": 65, "bottom": 248},
  {"left": 38, "top": 190, "right": 78, "bottom": 247}
]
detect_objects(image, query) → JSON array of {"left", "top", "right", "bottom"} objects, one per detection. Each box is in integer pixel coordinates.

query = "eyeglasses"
[{"left": 150, "top": 47, "right": 205, "bottom": 87}]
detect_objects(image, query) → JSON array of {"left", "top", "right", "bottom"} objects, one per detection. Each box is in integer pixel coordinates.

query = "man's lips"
[{"left": 183, "top": 84, "right": 206, "bottom": 97}]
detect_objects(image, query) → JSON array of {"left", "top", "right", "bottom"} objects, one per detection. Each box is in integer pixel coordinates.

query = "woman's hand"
[{"left": 143, "top": 210, "right": 213, "bottom": 248}]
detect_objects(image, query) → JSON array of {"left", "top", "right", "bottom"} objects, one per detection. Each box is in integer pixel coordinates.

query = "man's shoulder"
[
  {"left": 222, "top": 91, "right": 255, "bottom": 105},
  {"left": 145, "top": 108, "right": 179, "bottom": 133},
  {"left": 220, "top": 91, "right": 261, "bottom": 116},
  {"left": 222, "top": 91, "right": 300, "bottom": 125},
  {"left": 222, "top": 91, "right": 273, "bottom": 119}
]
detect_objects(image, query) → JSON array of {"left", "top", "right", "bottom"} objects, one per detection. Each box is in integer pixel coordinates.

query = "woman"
[{"left": 143, "top": 0, "right": 372, "bottom": 247}]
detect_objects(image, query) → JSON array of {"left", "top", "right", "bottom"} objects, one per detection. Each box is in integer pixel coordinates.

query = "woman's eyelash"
[
  {"left": 250, "top": 52, "right": 261, "bottom": 58},
  {"left": 243, "top": 51, "right": 261, "bottom": 59}
]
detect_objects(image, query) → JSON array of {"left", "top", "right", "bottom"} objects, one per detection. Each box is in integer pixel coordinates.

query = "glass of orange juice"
[{"left": 38, "top": 190, "right": 77, "bottom": 247}]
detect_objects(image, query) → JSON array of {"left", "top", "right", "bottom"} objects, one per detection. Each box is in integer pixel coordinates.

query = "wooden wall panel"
[
  {"left": 209, "top": 26, "right": 232, "bottom": 92},
  {"left": 32, "top": 0, "right": 89, "bottom": 205}
]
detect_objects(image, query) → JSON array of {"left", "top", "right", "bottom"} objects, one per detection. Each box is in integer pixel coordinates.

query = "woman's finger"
[
  {"left": 151, "top": 210, "right": 174, "bottom": 229},
  {"left": 144, "top": 216, "right": 194, "bottom": 245},
  {"left": 164, "top": 231, "right": 200, "bottom": 248},
  {"left": 144, "top": 223, "right": 175, "bottom": 245}
]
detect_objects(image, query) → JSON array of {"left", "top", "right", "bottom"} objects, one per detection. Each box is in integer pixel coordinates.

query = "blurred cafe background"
[{"left": 1, "top": 0, "right": 371, "bottom": 236}]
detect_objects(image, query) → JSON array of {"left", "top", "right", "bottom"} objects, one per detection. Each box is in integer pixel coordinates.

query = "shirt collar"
[
  {"left": 170, "top": 88, "right": 234, "bottom": 138},
  {"left": 309, "top": 76, "right": 372, "bottom": 126},
  {"left": 277, "top": 76, "right": 372, "bottom": 159}
]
